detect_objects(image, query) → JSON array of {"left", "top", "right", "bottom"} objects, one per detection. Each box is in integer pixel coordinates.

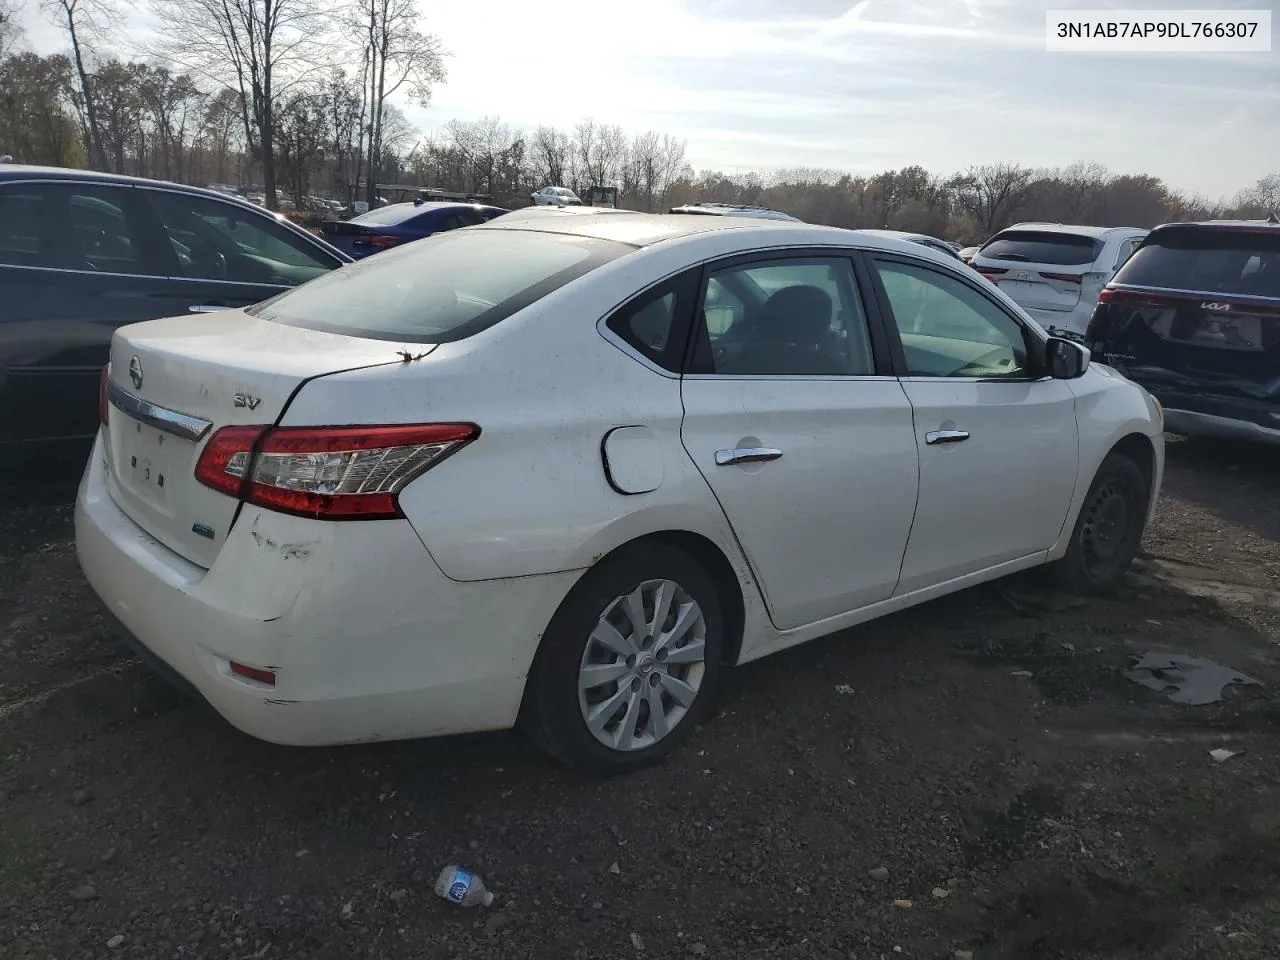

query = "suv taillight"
[
  {"left": 99, "top": 365, "right": 110, "bottom": 426},
  {"left": 194, "top": 423, "right": 479, "bottom": 520}
]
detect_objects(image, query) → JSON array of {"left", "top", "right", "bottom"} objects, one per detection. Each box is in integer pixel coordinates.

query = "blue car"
[{"left": 320, "top": 200, "right": 510, "bottom": 259}]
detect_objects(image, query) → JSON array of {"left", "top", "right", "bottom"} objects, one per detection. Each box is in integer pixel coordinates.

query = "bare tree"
[
  {"left": 149, "top": 0, "right": 323, "bottom": 208},
  {"left": 627, "top": 131, "right": 688, "bottom": 212},
  {"left": 1, "top": 0, "right": 23, "bottom": 60},
  {"left": 1236, "top": 172, "right": 1280, "bottom": 215},
  {"left": 42, "top": 0, "right": 118, "bottom": 169},
  {"left": 574, "top": 118, "right": 627, "bottom": 194},
  {"left": 948, "top": 163, "right": 1038, "bottom": 235},
  {"left": 347, "top": 0, "right": 445, "bottom": 205},
  {"left": 0, "top": 52, "right": 83, "bottom": 165},
  {"left": 529, "top": 124, "right": 570, "bottom": 189}
]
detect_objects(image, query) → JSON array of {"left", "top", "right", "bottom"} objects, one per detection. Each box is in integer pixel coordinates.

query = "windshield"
[
  {"left": 979, "top": 230, "right": 1103, "bottom": 266},
  {"left": 1115, "top": 227, "right": 1280, "bottom": 298},
  {"left": 248, "top": 228, "right": 632, "bottom": 342}
]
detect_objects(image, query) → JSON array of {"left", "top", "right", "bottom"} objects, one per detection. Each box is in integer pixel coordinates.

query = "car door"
[
  {"left": 0, "top": 179, "right": 179, "bottom": 447},
  {"left": 866, "top": 254, "right": 1080, "bottom": 594},
  {"left": 678, "top": 253, "right": 920, "bottom": 630},
  {"left": 141, "top": 188, "right": 343, "bottom": 316}
]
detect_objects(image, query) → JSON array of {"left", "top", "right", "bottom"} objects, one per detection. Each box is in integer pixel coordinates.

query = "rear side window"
[
  {"left": 0, "top": 185, "right": 49, "bottom": 267},
  {"left": 250, "top": 228, "right": 631, "bottom": 342},
  {"left": 1114, "top": 228, "right": 1280, "bottom": 298},
  {"left": 979, "top": 230, "right": 1102, "bottom": 266}
]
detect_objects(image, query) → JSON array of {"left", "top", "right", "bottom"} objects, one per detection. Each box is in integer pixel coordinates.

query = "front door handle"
[
  {"left": 188, "top": 304, "right": 233, "bottom": 313},
  {"left": 925, "top": 429, "right": 970, "bottom": 445},
  {"left": 715, "top": 447, "right": 783, "bottom": 466}
]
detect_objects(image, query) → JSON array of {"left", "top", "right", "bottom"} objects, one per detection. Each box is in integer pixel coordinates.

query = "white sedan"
[
  {"left": 76, "top": 214, "right": 1164, "bottom": 773},
  {"left": 531, "top": 186, "right": 582, "bottom": 207}
]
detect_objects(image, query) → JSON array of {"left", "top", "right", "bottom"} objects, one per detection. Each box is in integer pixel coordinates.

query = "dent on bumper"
[{"left": 74, "top": 438, "right": 578, "bottom": 745}]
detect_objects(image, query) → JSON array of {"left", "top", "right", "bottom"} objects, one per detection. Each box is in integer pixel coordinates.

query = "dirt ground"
[{"left": 1, "top": 435, "right": 1277, "bottom": 960}]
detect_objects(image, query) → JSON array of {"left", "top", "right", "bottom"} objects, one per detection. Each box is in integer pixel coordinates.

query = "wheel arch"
[{"left": 1108, "top": 431, "right": 1157, "bottom": 511}]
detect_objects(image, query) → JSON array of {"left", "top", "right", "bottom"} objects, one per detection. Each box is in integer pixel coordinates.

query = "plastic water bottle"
[{"left": 433, "top": 865, "right": 494, "bottom": 907}]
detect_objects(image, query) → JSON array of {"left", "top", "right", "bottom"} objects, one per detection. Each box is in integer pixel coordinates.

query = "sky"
[{"left": 12, "top": 0, "right": 1280, "bottom": 200}]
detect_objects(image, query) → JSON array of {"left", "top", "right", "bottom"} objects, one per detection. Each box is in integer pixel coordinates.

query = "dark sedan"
[
  {"left": 320, "top": 201, "right": 510, "bottom": 259},
  {"left": 0, "top": 165, "right": 350, "bottom": 460}
]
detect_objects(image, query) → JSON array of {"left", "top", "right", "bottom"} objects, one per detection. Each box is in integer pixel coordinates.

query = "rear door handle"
[
  {"left": 925, "top": 430, "right": 969, "bottom": 445},
  {"left": 715, "top": 447, "right": 783, "bottom": 466},
  {"left": 189, "top": 304, "right": 233, "bottom": 313}
]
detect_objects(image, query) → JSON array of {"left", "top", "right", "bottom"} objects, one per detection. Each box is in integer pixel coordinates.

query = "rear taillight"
[
  {"left": 368, "top": 235, "right": 402, "bottom": 250},
  {"left": 99, "top": 365, "right": 110, "bottom": 426},
  {"left": 194, "top": 423, "right": 479, "bottom": 520}
]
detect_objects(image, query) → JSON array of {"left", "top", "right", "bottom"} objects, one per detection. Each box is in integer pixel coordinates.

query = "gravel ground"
[{"left": 1, "top": 435, "right": 1278, "bottom": 960}]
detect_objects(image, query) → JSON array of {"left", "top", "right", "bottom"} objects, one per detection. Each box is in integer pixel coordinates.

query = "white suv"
[{"left": 970, "top": 224, "right": 1147, "bottom": 336}]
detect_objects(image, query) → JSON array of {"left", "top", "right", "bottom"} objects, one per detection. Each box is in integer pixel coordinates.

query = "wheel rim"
[
  {"left": 1080, "top": 478, "right": 1132, "bottom": 574},
  {"left": 577, "top": 578, "right": 707, "bottom": 752}
]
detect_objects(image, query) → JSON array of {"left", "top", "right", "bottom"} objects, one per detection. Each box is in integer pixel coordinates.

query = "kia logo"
[
  {"left": 129, "top": 355, "right": 143, "bottom": 389},
  {"left": 1201, "top": 302, "right": 1232, "bottom": 313}
]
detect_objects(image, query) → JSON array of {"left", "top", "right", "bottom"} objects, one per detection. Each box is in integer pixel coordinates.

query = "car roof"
[
  {"left": 857, "top": 229, "right": 934, "bottom": 242},
  {"left": 1152, "top": 219, "right": 1280, "bottom": 232},
  {"left": 475, "top": 210, "right": 961, "bottom": 259},
  {"left": 998, "top": 222, "right": 1147, "bottom": 238},
  {"left": 669, "top": 203, "right": 799, "bottom": 222},
  {"left": 0, "top": 164, "right": 262, "bottom": 207}
]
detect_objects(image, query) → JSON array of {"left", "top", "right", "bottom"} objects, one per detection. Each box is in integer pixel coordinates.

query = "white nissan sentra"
[{"left": 76, "top": 213, "right": 1164, "bottom": 772}]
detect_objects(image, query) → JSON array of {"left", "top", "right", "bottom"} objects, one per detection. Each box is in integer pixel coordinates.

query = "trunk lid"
[
  {"left": 320, "top": 221, "right": 379, "bottom": 257},
  {"left": 105, "top": 310, "right": 429, "bottom": 568},
  {"left": 986, "top": 266, "right": 1100, "bottom": 313}
]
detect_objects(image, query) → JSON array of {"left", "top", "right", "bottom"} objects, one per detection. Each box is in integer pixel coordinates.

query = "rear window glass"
[
  {"left": 248, "top": 228, "right": 631, "bottom": 342},
  {"left": 979, "top": 230, "right": 1102, "bottom": 266},
  {"left": 349, "top": 203, "right": 425, "bottom": 226},
  {"left": 1114, "top": 227, "right": 1280, "bottom": 298}
]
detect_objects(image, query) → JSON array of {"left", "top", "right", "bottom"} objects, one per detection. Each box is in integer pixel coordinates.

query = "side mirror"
[{"left": 1045, "top": 337, "right": 1090, "bottom": 379}]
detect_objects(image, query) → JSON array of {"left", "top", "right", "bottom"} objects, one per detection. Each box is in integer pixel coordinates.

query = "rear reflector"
[
  {"left": 194, "top": 423, "right": 480, "bottom": 520},
  {"left": 229, "top": 661, "right": 276, "bottom": 686}
]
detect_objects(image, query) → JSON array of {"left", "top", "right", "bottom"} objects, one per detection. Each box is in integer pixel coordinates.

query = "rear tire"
[
  {"left": 1048, "top": 452, "right": 1149, "bottom": 593},
  {"left": 522, "top": 544, "right": 726, "bottom": 774}
]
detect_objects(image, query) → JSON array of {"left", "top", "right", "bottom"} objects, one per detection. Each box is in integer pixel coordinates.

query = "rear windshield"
[
  {"left": 979, "top": 230, "right": 1103, "bottom": 266},
  {"left": 349, "top": 203, "right": 424, "bottom": 226},
  {"left": 1114, "top": 227, "right": 1280, "bottom": 298},
  {"left": 248, "top": 228, "right": 631, "bottom": 342}
]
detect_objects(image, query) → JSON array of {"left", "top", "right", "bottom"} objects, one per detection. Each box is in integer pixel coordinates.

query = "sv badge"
[{"left": 233, "top": 392, "right": 262, "bottom": 411}]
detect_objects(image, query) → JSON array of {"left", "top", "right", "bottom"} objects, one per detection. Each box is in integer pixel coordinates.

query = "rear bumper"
[
  {"left": 75, "top": 434, "right": 579, "bottom": 745},
  {"left": 1127, "top": 384, "right": 1280, "bottom": 446},
  {"left": 1163, "top": 408, "right": 1280, "bottom": 445}
]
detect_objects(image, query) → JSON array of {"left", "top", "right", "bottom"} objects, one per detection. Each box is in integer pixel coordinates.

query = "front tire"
[
  {"left": 522, "top": 544, "right": 726, "bottom": 774},
  {"left": 1049, "top": 452, "right": 1149, "bottom": 593}
]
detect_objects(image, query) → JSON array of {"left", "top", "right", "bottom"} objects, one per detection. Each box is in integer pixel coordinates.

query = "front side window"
[
  {"left": 250, "top": 227, "right": 631, "bottom": 343},
  {"left": 692, "top": 258, "right": 875, "bottom": 376},
  {"left": 875, "top": 260, "right": 1030, "bottom": 379},
  {"left": 147, "top": 190, "right": 336, "bottom": 285}
]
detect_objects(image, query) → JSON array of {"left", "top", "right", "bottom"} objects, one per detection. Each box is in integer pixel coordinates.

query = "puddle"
[{"left": 1124, "top": 653, "right": 1263, "bottom": 706}]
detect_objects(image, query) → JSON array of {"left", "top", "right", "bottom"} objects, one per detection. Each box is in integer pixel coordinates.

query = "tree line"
[{"left": 1, "top": 0, "right": 1276, "bottom": 243}]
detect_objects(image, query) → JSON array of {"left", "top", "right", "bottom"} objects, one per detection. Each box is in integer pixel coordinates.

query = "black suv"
[
  {"left": 0, "top": 166, "right": 349, "bottom": 458},
  {"left": 1086, "top": 219, "right": 1280, "bottom": 445}
]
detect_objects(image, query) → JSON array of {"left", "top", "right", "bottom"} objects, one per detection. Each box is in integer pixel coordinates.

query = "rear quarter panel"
[{"left": 275, "top": 239, "right": 761, "bottom": 590}]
